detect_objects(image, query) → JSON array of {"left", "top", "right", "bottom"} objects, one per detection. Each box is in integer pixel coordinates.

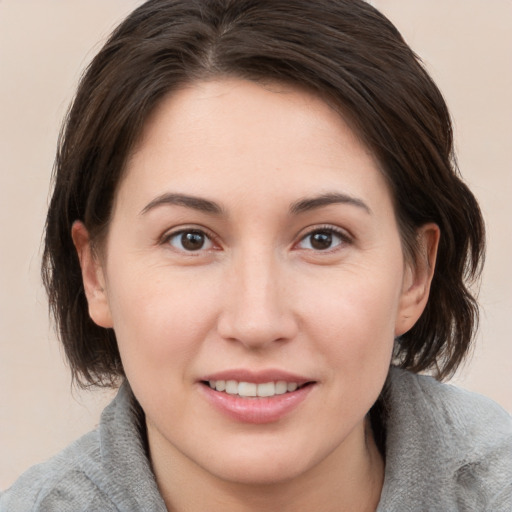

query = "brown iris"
[
  {"left": 309, "top": 231, "right": 333, "bottom": 250},
  {"left": 180, "top": 231, "right": 206, "bottom": 251}
]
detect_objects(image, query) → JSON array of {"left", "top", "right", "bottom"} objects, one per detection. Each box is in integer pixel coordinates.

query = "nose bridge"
[{"left": 218, "top": 244, "right": 296, "bottom": 347}]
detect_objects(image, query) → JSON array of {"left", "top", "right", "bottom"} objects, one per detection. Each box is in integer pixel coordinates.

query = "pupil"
[
  {"left": 181, "top": 232, "right": 205, "bottom": 250},
  {"left": 311, "top": 231, "right": 332, "bottom": 250}
]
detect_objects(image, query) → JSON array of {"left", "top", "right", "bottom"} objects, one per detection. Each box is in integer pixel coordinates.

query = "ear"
[
  {"left": 71, "top": 221, "right": 113, "bottom": 328},
  {"left": 395, "top": 223, "right": 440, "bottom": 337}
]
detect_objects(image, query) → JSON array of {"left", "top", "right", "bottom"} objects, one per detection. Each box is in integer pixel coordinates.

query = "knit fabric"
[
  {"left": 376, "top": 368, "right": 512, "bottom": 511},
  {"left": 2, "top": 367, "right": 511, "bottom": 511}
]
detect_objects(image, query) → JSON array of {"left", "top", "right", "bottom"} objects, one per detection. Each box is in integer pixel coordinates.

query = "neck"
[{"left": 149, "top": 417, "right": 384, "bottom": 512}]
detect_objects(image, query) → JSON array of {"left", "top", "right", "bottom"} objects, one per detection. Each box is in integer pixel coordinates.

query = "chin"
[
  {"left": 209, "top": 458, "right": 308, "bottom": 487},
  {"left": 194, "top": 437, "right": 328, "bottom": 487}
]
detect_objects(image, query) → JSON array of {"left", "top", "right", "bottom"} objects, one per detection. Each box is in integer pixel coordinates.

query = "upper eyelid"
[
  {"left": 160, "top": 225, "right": 219, "bottom": 246},
  {"left": 158, "top": 224, "right": 352, "bottom": 248},
  {"left": 290, "top": 226, "right": 353, "bottom": 255},
  {"left": 295, "top": 224, "right": 352, "bottom": 242}
]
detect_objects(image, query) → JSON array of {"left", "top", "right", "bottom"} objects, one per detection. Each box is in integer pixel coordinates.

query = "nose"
[{"left": 216, "top": 249, "right": 298, "bottom": 349}]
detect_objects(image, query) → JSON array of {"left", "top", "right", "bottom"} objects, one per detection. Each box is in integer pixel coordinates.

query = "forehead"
[{"left": 120, "top": 78, "right": 392, "bottom": 215}]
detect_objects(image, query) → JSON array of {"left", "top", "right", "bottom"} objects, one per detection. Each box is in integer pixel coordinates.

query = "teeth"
[
  {"left": 257, "top": 382, "right": 275, "bottom": 397},
  {"left": 238, "top": 382, "right": 257, "bottom": 397},
  {"left": 225, "top": 380, "right": 238, "bottom": 395},
  {"left": 207, "top": 380, "right": 302, "bottom": 397},
  {"left": 275, "top": 381, "right": 287, "bottom": 395},
  {"left": 287, "top": 382, "right": 298, "bottom": 392}
]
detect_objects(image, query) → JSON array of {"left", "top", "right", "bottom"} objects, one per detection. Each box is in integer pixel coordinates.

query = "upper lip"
[{"left": 200, "top": 368, "right": 314, "bottom": 385}]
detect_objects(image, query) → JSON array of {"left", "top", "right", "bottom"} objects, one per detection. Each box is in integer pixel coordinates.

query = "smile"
[
  {"left": 207, "top": 380, "right": 303, "bottom": 397},
  {"left": 200, "top": 374, "right": 315, "bottom": 423}
]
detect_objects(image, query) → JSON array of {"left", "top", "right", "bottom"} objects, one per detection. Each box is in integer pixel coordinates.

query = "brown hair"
[{"left": 42, "top": 0, "right": 485, "bottom": 387}]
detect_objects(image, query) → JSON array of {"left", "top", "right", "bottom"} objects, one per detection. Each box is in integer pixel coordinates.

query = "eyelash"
[
  {"left": 295, "top": 225, "right": 352, "bottom": 252},
  {"left": 161, "top": 227, "right": 219, "bottom": 254},
  {"left": 160, "top": 225, "right": 352, "bottom": 254}
]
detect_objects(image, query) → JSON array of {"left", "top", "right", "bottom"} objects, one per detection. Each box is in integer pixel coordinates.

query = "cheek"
[
  {"left": 105, "top": 264, "right": 221, "bottom": 378},
  {"left": 300, "top": 263, "right": 402, "bottom": 374}
]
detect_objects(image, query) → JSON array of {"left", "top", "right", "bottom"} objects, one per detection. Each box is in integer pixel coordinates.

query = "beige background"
[{"left": 1, "top": 0, "right": 511, "bottom": 490}]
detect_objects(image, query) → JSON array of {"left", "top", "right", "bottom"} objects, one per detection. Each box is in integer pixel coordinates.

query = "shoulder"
[
  {"left": 379, "top": 367, "right": 512, "bottom": 511},
  {"left": 388, "top": 366, "right": 512, "bottom": 442},
  {"left": 1, "top": 383, "right": 166, "bottom": 512},
  {"left": 0, "top": 430, "right": 116, "bottom": 512}
]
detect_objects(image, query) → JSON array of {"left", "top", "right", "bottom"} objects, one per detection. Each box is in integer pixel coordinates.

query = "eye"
[
  {"left": 296, "top": 228, "right": 348, "bottom": 251},
  {"left": 165, "top": 229, "right": 215, "bottom": 252}
]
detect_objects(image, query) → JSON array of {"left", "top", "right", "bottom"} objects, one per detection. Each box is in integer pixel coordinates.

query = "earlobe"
[
  {"left": 71, "top": 221, "right": 113, "bottom": 328},
  {"left": 395, "top": 223, "right": 440, "bottom": 336}
]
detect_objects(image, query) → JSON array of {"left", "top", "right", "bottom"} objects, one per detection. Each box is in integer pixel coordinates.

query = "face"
[{"left": 75, "top": 78, "right": 436, "bottom": 487}]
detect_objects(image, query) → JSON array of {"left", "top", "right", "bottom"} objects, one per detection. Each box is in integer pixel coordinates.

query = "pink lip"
[
  {"left": 198, "top": 368, "right": 316, "bottom": 424},
  {"left": 201, "top": 368, "right": 312, "bottom": 385}
]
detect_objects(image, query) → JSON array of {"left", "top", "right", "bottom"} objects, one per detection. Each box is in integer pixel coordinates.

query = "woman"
[{"left": 1, "top": 0, "right": 510, "bottom": 510}]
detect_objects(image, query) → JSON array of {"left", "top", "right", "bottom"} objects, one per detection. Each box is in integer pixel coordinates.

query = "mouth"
[
  {"left": 201, "top": 379, "right": 314, "bottom": 398},
  {"left": 198, "top": 370, "right": 316, "bottom": 423}
]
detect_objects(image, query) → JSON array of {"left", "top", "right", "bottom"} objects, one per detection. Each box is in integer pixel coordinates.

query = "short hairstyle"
[{"left": 42, "top": 0, "right": 485, "bottom": 387}]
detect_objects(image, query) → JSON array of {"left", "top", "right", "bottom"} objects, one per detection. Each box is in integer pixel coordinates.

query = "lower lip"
[{"left": 199, "top": 383, "right": 314, "bottom": 424}]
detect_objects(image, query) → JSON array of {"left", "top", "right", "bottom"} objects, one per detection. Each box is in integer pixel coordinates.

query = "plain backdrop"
[{"left": 1, "top": 0, "right": 511, "bottom": 490}]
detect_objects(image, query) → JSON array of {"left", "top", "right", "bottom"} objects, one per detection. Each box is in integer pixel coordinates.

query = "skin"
[{"left": 73, "top": 78, "right": 439, "bottom": 511}]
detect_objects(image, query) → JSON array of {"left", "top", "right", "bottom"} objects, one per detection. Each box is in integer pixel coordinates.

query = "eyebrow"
[
  {"left": 140, "top": 193, "right": 224, "bottom": 215},
  {"left": 289, "top": 192, "right": 372, "bottom": 215},
  {"left": 140, "top": 191, "right": 371, "bottom": 217}
]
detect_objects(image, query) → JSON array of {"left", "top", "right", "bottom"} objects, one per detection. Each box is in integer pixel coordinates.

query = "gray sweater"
[{"left": 1, "top": 367, "right": 511, "bottom": 511}]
